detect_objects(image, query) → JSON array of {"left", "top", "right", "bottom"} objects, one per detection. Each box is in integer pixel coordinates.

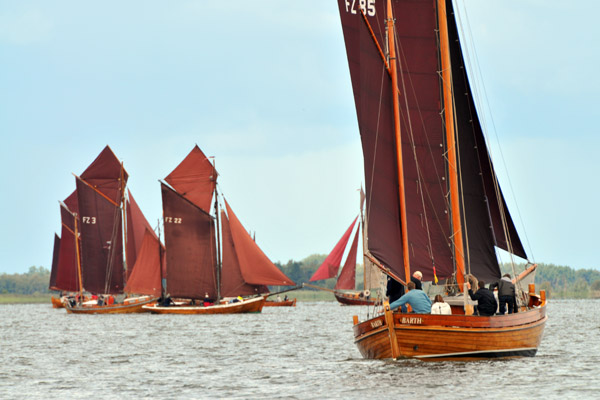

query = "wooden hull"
[
  {"left": 264, "top": 298, "right": 296, "bottom": 307},
  {"left": 335, "top": 292, "right": 378, "bottom": 306},
  {"left": 51, "top": 296, "right": 65, "bottom": 308},
  {"left": 353, "top": 305, "right": 547, "bottom": 361},
  {"left": 143, "top": 295, "right": 266, "bottom": 314},
  {"left": 65, "top": 296, "right": 158, "bottom": 314}
]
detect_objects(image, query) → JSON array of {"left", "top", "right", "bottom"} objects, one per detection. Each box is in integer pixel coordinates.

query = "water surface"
[{"left": 1, "top": 300, "right": 597, "bottom": 399}]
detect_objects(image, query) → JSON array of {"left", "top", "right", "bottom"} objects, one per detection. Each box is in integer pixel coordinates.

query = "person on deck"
[
  {"left": 390, "top": 281, "right": 432, "bottom": 314},
  {"left": 430, "top": 294, "right": 452, "bottom": 315},
  {"left": 489, "top": 274, "right": 517, "bottom": 314},
  {"left": 468, "top": 280, "right": 497, "bottom": 316},
  {"left": 386, "top": 276, "right": 405, "bottom": 303},
  {"left": 411, "top": 271, "right": 423, "bottom": 290}
]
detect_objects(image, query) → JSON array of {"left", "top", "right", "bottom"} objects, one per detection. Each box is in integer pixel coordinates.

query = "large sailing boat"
[
  {"left": 306, "top": 190, "right": 383, "bottom": 306},
  {"left": 337, "top": 0, "right": 546, "bottom": 360},
  {"left": 144, "top": 145, "right": 295, "bottom": 315},
  {"left": 63, "top": 146, "right": 159, "bottom": 314}
]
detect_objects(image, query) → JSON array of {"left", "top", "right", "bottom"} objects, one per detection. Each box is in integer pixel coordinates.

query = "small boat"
[
  {"left": 335, "top": 0, "right": 546, "bottom": 360},
  {"left": 61, "top": 146, "right": 160, "bottom": 314},
  {"left": 143, "top": 146, "right": 295, "bottom": 314},
  {"left": 264, "top": 298, "right": 297, "bottom": 307}
]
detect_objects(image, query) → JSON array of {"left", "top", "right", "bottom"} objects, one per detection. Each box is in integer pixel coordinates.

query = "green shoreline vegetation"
[{"left": 2, "top": 259, "right": 600, "bottom": 304}]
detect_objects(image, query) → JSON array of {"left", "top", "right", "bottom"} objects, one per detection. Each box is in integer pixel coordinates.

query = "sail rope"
[{"left": 104, "top": 188, "right": 122, "bottom": 294}]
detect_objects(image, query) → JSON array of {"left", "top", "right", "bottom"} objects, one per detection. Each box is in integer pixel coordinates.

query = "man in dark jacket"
[
  {"left": 411, "top": 271, "right": 423, "bottom": 290},
  {"left": 386, "top": 276, "right": 405, "bottom": 303},
  {"left": 468, "top": 280, "right": 497, "bottom": 316},
  {"left": 489, "top": 274, "right": 517, "bottom": 314}
]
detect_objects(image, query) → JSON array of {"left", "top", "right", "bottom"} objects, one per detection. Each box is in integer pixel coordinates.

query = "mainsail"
[
  {"left": 161, "top": 182, "right": 218, "bottom": 299},
  {"left": 337, "top": 0, "right": 526, "bottom": 283}
]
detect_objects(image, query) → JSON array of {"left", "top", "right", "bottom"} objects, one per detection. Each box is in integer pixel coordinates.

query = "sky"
[{"left": 1, "top": 0, "right": 599, "bottom": 275}]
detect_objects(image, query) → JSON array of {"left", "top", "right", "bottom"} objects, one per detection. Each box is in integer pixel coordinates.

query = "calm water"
[{"left": 0, "top": 299, "right": 598, "bottom": 399}]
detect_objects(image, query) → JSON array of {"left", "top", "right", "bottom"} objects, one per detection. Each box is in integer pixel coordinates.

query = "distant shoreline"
[{"left": 0, "top": 294, "right": 53, "bottom": 304}]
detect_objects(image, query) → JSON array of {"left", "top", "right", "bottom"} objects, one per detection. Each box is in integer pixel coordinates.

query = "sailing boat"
[
  {"left": 306, "top": 191, "right": 383, "bottom": 306},
  {"left": 337, "top": 0, "right": 546, "bottom": 360},
  {"left": 144, "top": 145, "right": 295, "bottom": 314},
  {"left": 64, "top": 146, "right": 159, "bottom": 314}
]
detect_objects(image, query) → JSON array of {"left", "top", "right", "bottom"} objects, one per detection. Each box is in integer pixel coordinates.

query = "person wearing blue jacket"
[{"left": 389, "top": 281, "right": 432, "bottom": 314}]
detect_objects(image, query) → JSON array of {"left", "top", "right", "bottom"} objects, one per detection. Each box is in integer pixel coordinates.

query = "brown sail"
[
  {"left": 51, "top": 198, "right": 81, "bottom": 292},
  {"left": 80, "top": 145, "right": 128, "bottom": 205},
  {"left": 220, "top": 210, "right": 266, "bottom": 297},
  {"left": 76, "top": 176, "right": 124, "bottom": 294},
  {"left": 224, "top": 200, "right": 294, "bottom": 287},
  {"left": 310, "top": 217, "right": 358, "bottom": 282},
  {"left": 161, "top": 182, "right": 217, "bottom": 299},
  {"left": 334, "top": 224, "right": 360, "bottom": 291},
  {"left": 125, "top": 190, "right": 155, "bottom": 279},
  {"left": 123, "top": 229, "right": 163, "bottom": 297},
  {"left": 165, "top": 145, "right": 217, "bottom": 213},
  {"left": 338, "top": 0, "right": 526, "bottom": 281}
]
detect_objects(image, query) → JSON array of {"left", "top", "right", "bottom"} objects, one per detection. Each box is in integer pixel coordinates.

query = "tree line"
[{"left": 3, "top": 259, "right": 600, "bottom": 299}]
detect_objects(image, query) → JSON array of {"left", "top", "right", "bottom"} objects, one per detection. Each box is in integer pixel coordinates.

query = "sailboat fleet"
[{"left": 48, "top": 0, "right": 547, "bottom": 361}]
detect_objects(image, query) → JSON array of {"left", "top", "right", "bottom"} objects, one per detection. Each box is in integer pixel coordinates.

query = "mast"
[
  {"left": 73, "top": 213, "right": 84, "bottom": 296},
  {"left": 212, "top": 158, "right": 222, "bottom": 302},
  {"left": 386, "top": 0, "right": 411, "bottom": 284},
  {"left": 214, "top": 185, "right": 222, "bottom": 302},
  {"left": 120, "top": 163, "right": 129, "bottom": 280},
  {"left": 157, "top": 218, "right": 165, "bottom": 298},
  {"left": 437, "top": 0, "right": 466, "bottom": 288}
]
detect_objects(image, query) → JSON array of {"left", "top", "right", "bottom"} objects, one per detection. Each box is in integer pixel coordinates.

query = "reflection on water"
[{"left": 0, "top": 300, "right": 598, "bottom": 398}]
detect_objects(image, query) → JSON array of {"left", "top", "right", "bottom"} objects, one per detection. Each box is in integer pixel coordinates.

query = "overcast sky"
[{"left": 1, "top": 0, "right": 599, "bottom": 275}]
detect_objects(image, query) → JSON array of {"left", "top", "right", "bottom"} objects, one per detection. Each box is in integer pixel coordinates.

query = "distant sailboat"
[
  {"left": 336, "top": 0, "right": 546, "bottom": 360},
  {"left": 144, "top": 145, "right": 295, "bottom": 314},
  {"left": 306, "top": 191, "right": 383, "bottom": 306},
  {"left": 63, "top": 146, "right": 159, "bottom": 314}
]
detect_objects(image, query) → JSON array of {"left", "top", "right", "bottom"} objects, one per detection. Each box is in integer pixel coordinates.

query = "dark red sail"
[
  {"left": 80, "top": 145, "right": 128, "bottom": 205},
  {"left": 335, "top": 223, "right": 361, "bottom": 290},
  {"left": 310, "top": 217, "right": 358, "bottom": 282},
  {"left": 165, "top": 145, "right": 217, "bottom": 213},
  {"left": 444, "top": 0, "right": 527, "bottom": 281},
  {"left": 220, "top": 210, "right": 265, "bottom": 297},
  {"left": 53, "top": 201, "right": 81, "bottom": 292},
  {"left": 125, "top": 190, "right": 155, "bottom": 279},
  {"left": 161, "top": 183, "right": 217, "bottom": 299},
  {"left": 224, "top": 200, "right": 294, "bottom": 287},
  {"left": 48, "top": 234, "right": 61, "bottom": 291},
  {"left": 123, "top": 229, "right": 163, "bottom": 297},
  {"left": 337, "top": 0, "right": 452, "bottom": 281},
  {"left": 76, "top": 177, "right": 124, "bottom": 294}
]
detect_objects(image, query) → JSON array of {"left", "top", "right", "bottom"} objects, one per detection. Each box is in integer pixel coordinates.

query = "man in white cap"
[{"left": 411, "top": 271, "right": 423, "bottom": 290}]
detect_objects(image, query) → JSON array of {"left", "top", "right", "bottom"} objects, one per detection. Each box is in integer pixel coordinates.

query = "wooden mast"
[
  {"left": 437, "top": 0, "right": 466, "bottom": 288},
  {"left": 73, "top": 213, "right": 84, "bottom": 298},
  {"left": 386, "top": 0, "right": 411, "bottom": 284},
  {"left": 120, "top": 163, "right": 129, "bottom": 279},
  {"left": 212, "top": 159, "right": 222, "bottom": 302}
]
